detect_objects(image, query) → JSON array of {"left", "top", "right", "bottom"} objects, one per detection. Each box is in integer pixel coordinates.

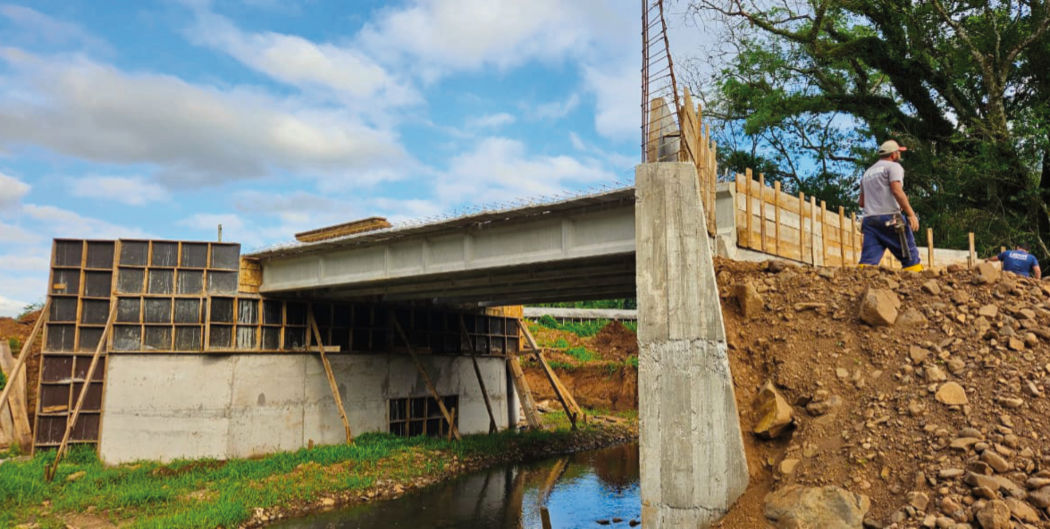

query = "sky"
[{"left": 0, "top": 0, "right": 710, "bottom": 316}]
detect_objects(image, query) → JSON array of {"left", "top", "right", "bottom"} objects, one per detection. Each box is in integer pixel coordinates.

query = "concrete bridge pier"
[{"left": 635, "top": 163, "right": 749, "bottom": 528}]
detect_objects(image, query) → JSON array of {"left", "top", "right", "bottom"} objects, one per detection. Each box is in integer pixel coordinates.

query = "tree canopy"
[{"left": 688, "top": 0, "right": 1050, "bottom": 256}]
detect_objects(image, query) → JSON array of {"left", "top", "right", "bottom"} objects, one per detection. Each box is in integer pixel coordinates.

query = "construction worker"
[
  {"left": 857, "top": 139, "right": 922, "bottom": 271},
  {"left": 988, "top": 244, "right": 1042, "bottom": 279}
]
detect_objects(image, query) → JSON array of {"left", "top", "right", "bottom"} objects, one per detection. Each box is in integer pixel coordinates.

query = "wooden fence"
[{"left": 735, "top": 171, "right": 977, "bottom": 268}]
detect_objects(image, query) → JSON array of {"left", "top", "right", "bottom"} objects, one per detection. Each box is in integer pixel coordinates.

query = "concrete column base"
[{"left": 635, "top": 163, "right": 749, "bottom": 528}]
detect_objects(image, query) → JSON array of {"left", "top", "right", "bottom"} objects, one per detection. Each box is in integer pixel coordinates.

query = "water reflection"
[{"left": 269, "top": 442, "right": 640, "bottom": 529}]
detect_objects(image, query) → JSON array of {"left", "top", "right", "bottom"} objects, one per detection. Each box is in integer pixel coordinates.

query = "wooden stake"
[
  {"left": 308, "top": 307, "right": 352, "bottom": 444},
  {"left": 851, "top": 213, "right": 859, "bottom": 265},
  {"left": 506, "top": 350, "right": 542, "bottom": 430},
  {"left": 809, "top": 196, "right": 818, "bottom": 264},
  {"left": 818, "top": 199, "right": 827, "bottom": 264},
  {"left": 968, "top": 232, "right": 976, "bottom": 267},
  {"left": 793, "top": 192, "right": 802, "bottom": 262},
  {"left": 0, "top": 341, "right": 32, "bottom": 450},
  {"left": 758, "top": 173, "right": 767, "bottom": 252},
  {"left": 744, "top": 168, "right": 754, "bottom": 248},
  {"left": 773, "top": 180, "right": 782, "bottom": 257},
  {"left": 521, "top": 325, "right": 581, "bottom": 417},
  {"left": 838, "top": 206, "right": 847, "bottom": 267},
  {"left": 0, "top": 299, "right": 50, "bottom": 425},
  {"left": 45, "top": 302, "right": 114, "bottom": 482},
  {"left": 927, "top": 228, "right": 934, "bottom": 268},
  {"left": 393, "top": 319, "right": 461, "bottom": 441},
  {"left": 459, "top": 315, "right": 497, "bottom": 434}
]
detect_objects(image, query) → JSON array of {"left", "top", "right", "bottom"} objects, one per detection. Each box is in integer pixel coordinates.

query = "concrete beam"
[{"left": 635, "top": 163, "right": 748, "bottom": 528}]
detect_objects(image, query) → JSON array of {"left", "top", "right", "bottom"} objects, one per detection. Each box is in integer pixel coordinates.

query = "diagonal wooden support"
[
  {"left": 0, "top": 341, "right": 32, "bottom": 450},
  {"left": 520, "top": 322, "right": 583, "bottom": 423},
  {"left": 506, "top": 351, "right": 542, "bottom": 430},
  {"left": 45, "top": 301, "right": 113, "bottom": 482},
  {"left": 0, "top": 299, "right": 50, "bottom": 432},
  {"left": 458, "top": 315, "right": 497, "bottom": 434},
  {"left": 519, "top": 322, "right": 577, "bottom": 430},
  {"left": 392, "top": 318, "right": 461, "bottom": 441},
  {"left": 307, "top": 307, "right": 352, "bottom": 444}
]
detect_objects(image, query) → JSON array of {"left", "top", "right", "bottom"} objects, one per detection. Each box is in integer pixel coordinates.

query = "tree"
[{"left": 687, "top": 0, "right": 1050, "bottom": 255}]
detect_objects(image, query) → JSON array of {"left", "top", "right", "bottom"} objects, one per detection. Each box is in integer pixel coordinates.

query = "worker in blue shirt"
[{"left": 988, "top": 245, "right": 1042, "bottom": 279}]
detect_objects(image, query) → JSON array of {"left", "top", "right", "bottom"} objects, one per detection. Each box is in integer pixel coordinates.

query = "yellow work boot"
[{"left": 902, "top": 263, "right": 924, "bottom": 272}]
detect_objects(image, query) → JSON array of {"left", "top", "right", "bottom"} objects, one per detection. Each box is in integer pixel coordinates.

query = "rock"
[
  {"left": 1005, "top": 498, "right": 1040, "bottom": 523},
  {"left": 976, "top": 262, "right": 1001, "bottom": 283},
  {"left": 1024, "top": 332, "right": 1039, "bottom": 347},
  {"left": 947, "top": 358, "right": 966, "bottom": 374},
  {"left": 737, "top": 281, "right": 765, "bottom": 318},
  {"left": 978, "top": 304, "right": 999, "bottom": 318},
  {"left": 320, "top": 497, "right": 336, "bottom": 507},
  {"left": 950, "top": 437, "right": 981, "bottom": 450},
  {"left": 896, "top": 308, "right": 928, "bottom": 327},
  {"left": 975, "top": 500, "right": 1011, "bottom": 529},
  {"left": 1007, "top": 337, "right": 1024, "bottom": 351},
  {"left": 1028, "top": 486, "right": 1050, "bottom": 508},
  {"left": 908, "top": 491, "right": 931, "bottom": 511},
  {"left": 858, "top": 288, "right": 900, "bottom": 327},
  {"left": 780, "top": 458, "right": 801, "bottom": 476},
  {"left": 997, "top": 397, "right": 1024, "bottom": 409},
  {"left": 764, "top": 485, "right": 870, "bottom": 529},
  {"left": 925, "top": 365, "right": 947, "bottom": 382},
  {"left": 980, "top": 451, "right": 1011, "bottom": 473},
  {"left": 935, "top": 382, "right": 969, "bottom": 405},
  {"left": 909, "top": 346, "right": 931, "bottom": 364},
  {"left": 922, "top": 280, "right": 942, "bottom": 295},
  {"left": 754, "top": 381, "right": 795, "bottom": 439}
]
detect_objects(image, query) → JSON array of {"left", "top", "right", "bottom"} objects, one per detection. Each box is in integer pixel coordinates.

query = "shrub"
[
  {"left": 553, "top": 338, "right": 570, "bottom": 348},
  {"left": 626, "top": 356, "right": 638, "bottom": 368},
  {"left": 565, "top": 346, "right": 595, "bottom": 362}
]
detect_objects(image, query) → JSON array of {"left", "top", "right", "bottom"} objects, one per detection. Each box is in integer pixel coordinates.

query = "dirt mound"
[
  {"left": 712, "top": 258, "right": 1050, "bottom": 527},
  {"left": 524, "top": 364, "right": 637, "bottom": 412},
  {"left": 591, "top": 321, "right": 638, "bottom": 362}
]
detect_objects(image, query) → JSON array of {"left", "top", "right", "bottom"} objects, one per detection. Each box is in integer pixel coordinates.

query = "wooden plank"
[
  {"left": 758, "top": 174, "right": 767, "bottom": 253},
  {"left": 850, "top": 213, "right": 859, "bottom": 265},
  {"left": 521, "top": 323, "right": 581, "bottom": 416},
  {"left": 793, "top": 192, "right": 802, "bottom": 262},
  {"left": 838, "top": 206, "right": 847, "bottom": 267},
  {"left": 927, "top": 228, "right": 934, "bottom": 267},
  {"left": 773, "top": 181, "right": 782, "bottom": 257},
  {"left": 969, "top": 232, "right": 976, "bottom": 267},
  {"left": 458, "top": 315, "right": 498, "bottom": 434},
  {"left": 0, "top": 341, "right": 32, "bottom": 450},
  {"left": 295, "top": 217, "right": 392, "bottom": 243},
  {"left": 809, "top": 196, "right": 818, "bottom": 264},
  {"left": 392, "top": 318, "right": 461, "bottom": 441},
  {"left": 506, "top": 349, "right": 542, "bottom": 430},
  {"left": 308, "top": 307, "right": 352, "bottom": 444},
  {"left": 45, "top": 302, "right": 115, "bottom": 482},
  {"left": 744, "top": 169, "right": 754, "bottom": 248},
  {"left": 0, "top": 298, "right": 50, "bottom": 438},
  {"left": 820, "top": 200, "right": 828, "bottom": 266},
  {"left": 735, "top": 174, "right": 746, "bottom": 244}
]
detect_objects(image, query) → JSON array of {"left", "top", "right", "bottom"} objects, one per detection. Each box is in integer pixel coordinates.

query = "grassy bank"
[{"left": 0, "top": 413, "right": 634, "bottom": 529}]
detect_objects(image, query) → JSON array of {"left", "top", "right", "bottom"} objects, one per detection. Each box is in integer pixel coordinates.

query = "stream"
[{"left": 268, "top": 442, "right": 640, "bottom": 529}]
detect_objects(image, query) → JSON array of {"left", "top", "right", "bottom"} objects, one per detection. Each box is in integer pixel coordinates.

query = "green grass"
[
  {"left": 530, "top": 315, "right": 637, "bottom": 338},
  {"left": 0, "top": 421, "right": 626, "bottom": 529},
  {"left": 6, "top": 337, "right": 19, "bottom": 354},
  {"left": 565, "top": 346, "right": 595, "bottom": 362},
  {"left": 553, "top": 337, "right": 570, "bottom": 348},
  {"left": 626, "top": 355, "right": 638, "bottom": 368}
]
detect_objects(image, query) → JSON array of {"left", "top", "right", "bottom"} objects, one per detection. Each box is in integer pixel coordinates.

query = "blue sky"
[{"left": 0, "top": 0, "right": 711, "bottom": 316}]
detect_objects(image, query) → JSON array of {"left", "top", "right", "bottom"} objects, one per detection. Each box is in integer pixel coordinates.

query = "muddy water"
[{"left": 269, "top": 442, "right": 640, "bottom": 529}]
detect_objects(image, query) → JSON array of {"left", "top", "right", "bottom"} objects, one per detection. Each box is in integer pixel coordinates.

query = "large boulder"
[
  {"left": 976, "top": 261, "right": 1000, "bottom": 284},
  {"left": 975, "top": 500, "right": 1011, "bottom": 529},
  {"left": 764, "top": 485, "right": 870, "bottom": 529},
  {"left": 736, "top": 281, "right": 765, "bottom": 319},
  {"left": 753, "top": 381, "right": 794, "bottom": 439},
  {"left": 858, "top": 288, "right": 900, "bottom": 326}
]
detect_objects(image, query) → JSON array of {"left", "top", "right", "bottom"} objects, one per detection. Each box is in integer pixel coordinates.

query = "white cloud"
[
  {"left": 465, "top": 112, "right": 515, "bottom": 129},
  {"left": 0, "top": 293, "right": 28, "bottom": 318},
  {"left": 583, "top": 59, "right": 639, "bottom": 142},
  {"left": 0, "top": 171, "right": 29, "bottom": 208},
  {"left": 186, "top": 10, "right": 418, "bottom": 108},
  {"left": 0, "top": 221, "right": 34, "bottom": 243},
  {"left": 0, "top": 253, "right": 48, "bottom": 271},
  {"left": 358, "top": 0, "right": 634, "bottom": 80},
  {"left": 436, "top": 137, "right": 614, "bottom": 205},
  {"left": 70, "top": 175, "right": 168, "bottom": 205},
  {"left": 21, "top": 204, "right": 147, "bottom": 239},
  {"left": 0, "top": 48, "right": 408, "bottom": 187},
  {"left": 0, "top": 4, "right": 111, "bottom": 53},
  {"left": 531, "top": 94, "right": 580, "bottom": 120}
]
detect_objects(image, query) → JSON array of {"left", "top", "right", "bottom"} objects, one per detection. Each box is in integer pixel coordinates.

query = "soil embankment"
[
  {"left": 0, "top": 309, "right": 42, "bottom": 434},
  {"left": 712, "top": 258, "right": 1050, "bottom": 527}
]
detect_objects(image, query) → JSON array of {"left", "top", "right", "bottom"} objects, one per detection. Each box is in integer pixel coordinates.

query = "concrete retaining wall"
[{"left": 98, "top": 353, "right": 509, "bottom": 464}]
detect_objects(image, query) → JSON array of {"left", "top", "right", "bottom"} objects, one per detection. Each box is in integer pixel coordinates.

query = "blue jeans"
[{"left": 859, "top": 214, "right": 921, "bottom": 267}]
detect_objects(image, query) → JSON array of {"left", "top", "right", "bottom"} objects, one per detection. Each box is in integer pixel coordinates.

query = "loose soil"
[
  {"left": 711, "top": 258, "right": 1050, "bottom": 527},
  {"left": 0, "top": 309, "right": 41, "bottom": 435}
]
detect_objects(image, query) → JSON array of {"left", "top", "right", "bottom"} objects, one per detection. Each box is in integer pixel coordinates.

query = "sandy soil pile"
[{"left": 714, "top": 258, "right": 1050, "bottom": 528}]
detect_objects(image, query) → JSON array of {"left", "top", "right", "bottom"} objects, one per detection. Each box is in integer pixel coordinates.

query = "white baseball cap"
[{"left": 877, "top": 140, "right": 908, "bottom": 156}]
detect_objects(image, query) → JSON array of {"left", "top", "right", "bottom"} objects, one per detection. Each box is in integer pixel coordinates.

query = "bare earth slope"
[{"left": 713, "top": 258, "right": 1050, "bottom": 528}]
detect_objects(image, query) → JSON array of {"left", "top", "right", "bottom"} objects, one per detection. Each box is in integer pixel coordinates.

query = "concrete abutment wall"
[
  {"left": 98, "top": 354, "right": 509, "bottom": 464},
  {"left": 635, "top": 163, "right": 749, "bottom": 528}
]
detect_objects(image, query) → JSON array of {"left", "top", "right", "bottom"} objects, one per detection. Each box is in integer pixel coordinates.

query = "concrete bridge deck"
[{"left": 249, "top": 187, "right": 637, "bottom": 306}]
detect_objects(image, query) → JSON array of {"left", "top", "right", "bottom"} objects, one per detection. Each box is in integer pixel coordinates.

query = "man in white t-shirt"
[{"left": 858, "top": 140, "right": 922, "bottom": 270}]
